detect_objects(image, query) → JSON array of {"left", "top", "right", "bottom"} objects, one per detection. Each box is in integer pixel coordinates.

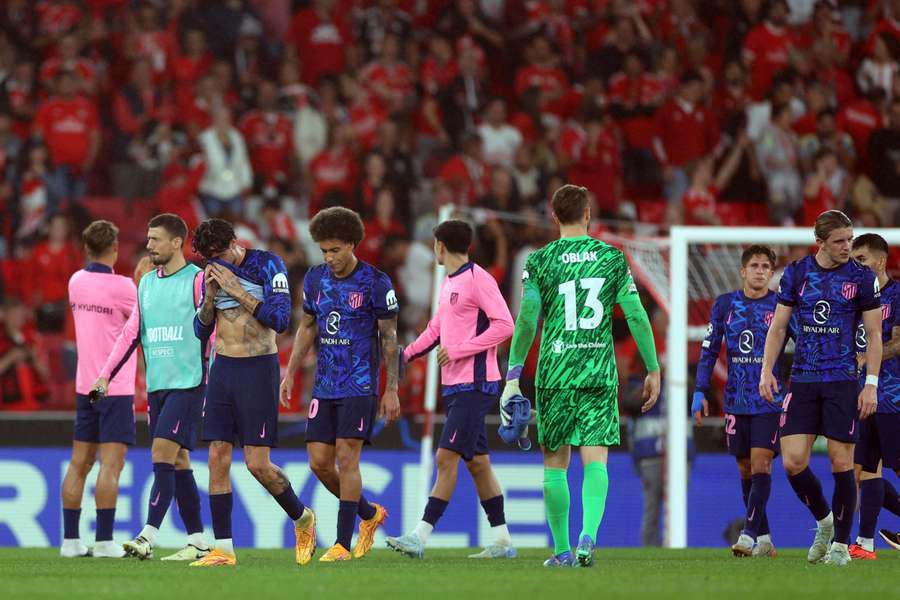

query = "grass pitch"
[{"left": 0, "top": 548, "right": 895, "bottom": 600}]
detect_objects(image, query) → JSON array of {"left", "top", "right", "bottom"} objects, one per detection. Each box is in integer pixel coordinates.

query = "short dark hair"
[
  {"left": 679, "top": 69, "right": 703, "bottom": 85},
  {"left": 148, "top": 213, "right": 188, "bottom": 243},
  {"left": 82, "top": 220, "right": 119, "bottom": 258},
  {"left": 192, "top": 218, "right": 236, "bottom": 259},
  {"left": 852, "top": 233, "right": 889, "bottom": 255},
  {"left": 814, "top": 209, "right": 852, "bottom": 242},
  {"left": 551, "top": 184, "right": 589, "bottom": 225},
  {"left": 433, "top": 219, "right": 473, "bottom": 254},
  {"left": 309, "top": 207, "right": 365, "bottom": 245},
  {"left": 741, "top": 244, "right": 776, "bottom": 268}
]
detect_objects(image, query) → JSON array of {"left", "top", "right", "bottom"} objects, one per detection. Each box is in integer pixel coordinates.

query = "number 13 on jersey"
[{"left": 558, "top": 277, "right": 606, "bottom": 331}]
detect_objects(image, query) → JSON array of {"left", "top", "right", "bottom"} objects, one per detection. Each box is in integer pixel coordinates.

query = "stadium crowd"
[{"left": 0, "top": 0, "right": 898, "bottom": 412}]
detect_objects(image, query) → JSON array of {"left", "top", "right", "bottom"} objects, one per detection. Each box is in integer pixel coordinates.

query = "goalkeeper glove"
[{"left": 499, "top": 365, "right": 523, "bottom": 428}]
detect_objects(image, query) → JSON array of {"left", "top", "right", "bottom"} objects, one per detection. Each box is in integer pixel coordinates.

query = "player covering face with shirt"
[
  {"left": 190, "top": 218, "right": 315, "bottom": 567},
  {"left": 282, "top": 207, "right": 400, "bottom": 562},
  {"left": 760, "top": 210, "right": 883, "bottom": 566},
  {"left": 385, "top": 219, "right": 516, "bottom": 560}
]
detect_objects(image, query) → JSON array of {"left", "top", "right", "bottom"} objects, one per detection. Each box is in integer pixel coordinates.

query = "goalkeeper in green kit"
[{"left": 501, "top": 185, "right": 661, "bottom": 567}]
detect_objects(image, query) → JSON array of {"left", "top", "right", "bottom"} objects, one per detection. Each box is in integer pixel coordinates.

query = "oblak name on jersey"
[{"left": 696, "top": 290, "right": 786, "bottom": 414}]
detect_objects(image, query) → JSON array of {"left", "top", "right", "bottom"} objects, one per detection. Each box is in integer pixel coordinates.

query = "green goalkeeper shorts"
[{"left": 535, "top": 387, "right": 620, "bottom": 452}]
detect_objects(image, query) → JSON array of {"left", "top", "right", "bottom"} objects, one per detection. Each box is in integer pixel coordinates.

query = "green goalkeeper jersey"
[{"left": 523, "top": 236, "right": 638, "bottom": 390}]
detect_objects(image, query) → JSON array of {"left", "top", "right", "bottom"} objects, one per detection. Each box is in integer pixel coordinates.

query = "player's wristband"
[
  {"left": 507, "top": 365, "right": 523, "bottom": 381},
  {"left": 865, "top": 374, "right": 879, "bottom": 387},
  {"left": 691, "top": 391, "right": 704, "bottom": 414}
]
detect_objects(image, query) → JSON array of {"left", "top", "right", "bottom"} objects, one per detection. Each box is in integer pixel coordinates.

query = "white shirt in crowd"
[
  {"left": 198, "top": 126, "right": 253, "bottom": 199},
  {"left": 478, "top": 122, "right": 523, "bottom": 168}
]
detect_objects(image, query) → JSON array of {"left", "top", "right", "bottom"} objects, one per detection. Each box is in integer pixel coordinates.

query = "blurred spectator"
[
  {"left": 25, "top": 214, "right": 80, "bottom": 334},
  {"left": 233, "top": 16, "right": 269, "bottom": 104},
  {"left": 609, "top": 51, "right": 665, "bottom": 184},
  {"left": 39, "top": 32, "right": 98, "bottom": 96},
  {"left": 652, "top": 70, "right": 719, "bottom": 204},
  {"left": 756, "top": 102, "right": 802, "bottom": 224},
  {"left": 478, "top": 98, "right": 523, "bottom": 169},
  {"left": 742, "top": 0, "right": 794, "bottom": 100},
  {"left": 838, "top": 89, "right": 884, "bottom": 168},
  {"left": 515, "top": 35, "right": 569, "bottom": 121},
  {"left": 124, "top": 1, "right": 176, "bottom": 83},
  {"left": 34, "top": 0, "right": 84, "bottom": 54},
  {"left": 798, "top": 108, "right": 856, "bottom": 173},
  {"left": 171, "top": 28, "right": 212, "bottom": 125},
  {"left": 13, "top": 142, "right": 50, "bottom": 247},
  {"left": 198, "top": 107, "right": 252, "bottom": 217},
  {"left": 354, "top": 152, "right": 388, "bottom": 218},
  {"left": 510, "top": 144, "right": 541, "bottom": 204},
  {"left": 239, "top": 79, "right": 294, "bottom": 196},
  {"left": 1, "top": 59, "right": 38, "bottom": 142},
  {"left": 372, "top": 119, "right": 415, "bottom": 220},
  {"left": 480, "top": 168, "right": 521, "bottom": 214},
  {"left": 307, "top": 122, "right": 358, "bottom": 214},
  {"left": 33, "top": 69, "right": 100, "bottom": 214},
  {"left": 802, "top": 147, "right": 846, "bottom": 226},
  {"left": 438, "top": 131, "right": 491, "bottom": 205},
  {"left": 681, "top": 133, "right": 749, "bottom": 226},
  {"left": 356, "top": 0, "right": 413, "bottom": 62},
  {"left": 868, "top": 98, "right": 900, "bottom": 220},
  {"left": 438, "top": 42, "right": 489, "bottom": 146},
  {"left": 558, "top": 108, "right": 624, "bottom": 214},
  {"left": 286, "top": 0, "right": 352, "bottom": 86},
  {"left": 111, "top": 58, "right": 173, "bottom": 199},
  {"left": 342, "top": 73, "right": 387, "bottom": 152},
  {"left": 357, "top": 187, "right": 407, "bottom": 267},
  {"left": 858, "top": 31, "right": 900, "bottom": 99},
  {"left": 590, "top": 12, "right": 652, "bottom": 83},
  {"left": 0, "top": 297, "right": 50, "bottom": 408},
  {"left": 359, "top": 32, "right": 414, "bottom": 115}
]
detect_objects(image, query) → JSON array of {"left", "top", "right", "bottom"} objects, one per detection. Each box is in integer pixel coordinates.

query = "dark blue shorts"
[
  {"left": 439, "top": 391, "right": 495, "bottom": 461},
  {"left": 148, "top": 385, "right": 204, "bottom": 451},
  {"left": 780, "top": 381, "right": 860, "bottom": 443},
  {"left": 725, "top": 412, "right": 780, "bottom": 458},
  {"left": 854, "top": 412, "right": 900, "bottom": 473},
  {"left": 74, "top": 394, "right": 135, "bottom": 445},
  {"left": 305, "top": 395, "right": 377, "bottom": 445},
  {"left": 203, "top": 354, "right": 279, "bottom": 448}
]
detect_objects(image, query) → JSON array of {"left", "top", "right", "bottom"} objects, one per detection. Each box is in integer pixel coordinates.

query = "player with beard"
[{"left": 94, "top": 214, "right": 211, "bottom": 561}]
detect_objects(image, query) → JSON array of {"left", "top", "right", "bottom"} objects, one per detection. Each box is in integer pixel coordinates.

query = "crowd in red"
[{"left": 2, "top": 0, "right": 900, "bottom": 413}]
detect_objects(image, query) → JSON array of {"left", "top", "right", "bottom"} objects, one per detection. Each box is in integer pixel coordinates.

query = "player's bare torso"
[{"left": 215, "top": 305, "right": 277, "bottom": 358}]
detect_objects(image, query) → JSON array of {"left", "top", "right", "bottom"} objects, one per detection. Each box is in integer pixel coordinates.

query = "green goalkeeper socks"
[
  {"left": 543, "top": 467, "right": 571, "bottom": 555},
  {"left": 579, "top": 462, "right": 609, "bottom": 543}
]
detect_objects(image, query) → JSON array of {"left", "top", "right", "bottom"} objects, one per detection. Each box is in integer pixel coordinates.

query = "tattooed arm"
[
  {"left": 378, "top": 315, "right": 401, "bottom": 423},
  {"left": 194, "top": 266, "right": 218, "bottom": 340}
]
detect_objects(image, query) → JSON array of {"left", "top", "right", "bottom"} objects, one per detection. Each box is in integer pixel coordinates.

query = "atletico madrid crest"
[
  {"left": 764, "top": 311, "right": 774, "bottom": 327},
  {"left": 450, "top": 292, "right": 459, "bottom": 305},
  {"left": 349, "top": 291, "right": 364, "bottom": 309},
  {"left": 841, "top": 282, "right": 857, "bottom": 300}
]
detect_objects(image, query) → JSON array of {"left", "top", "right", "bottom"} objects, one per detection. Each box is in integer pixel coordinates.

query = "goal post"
[{"left": 666, "top": 225, "right": 900, "bottom": 549}]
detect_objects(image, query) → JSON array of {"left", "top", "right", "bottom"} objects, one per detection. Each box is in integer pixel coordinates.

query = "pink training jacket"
[
  {"left": 100, "top": 266, "right": 205, "bottom": 381},
  {"left": 68, "top": 263, "right": 138, "bottom": 396},
  {"left": 404, "top": 262, "right": 513, "bottom": 393}
]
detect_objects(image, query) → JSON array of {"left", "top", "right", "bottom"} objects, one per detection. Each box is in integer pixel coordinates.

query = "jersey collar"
[
  {"left": 448, "top": 262, "right": 474, "bottom": 278},
  {"left": 85, "top": 262, "right": 113, "bottom": 274}
]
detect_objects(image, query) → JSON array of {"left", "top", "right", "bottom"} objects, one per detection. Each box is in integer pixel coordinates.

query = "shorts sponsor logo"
[
  {"left": 349, "top": 291, "right": 364, "bottom": 309},
  {"left": 309, "top": 399, "right": 319, "bottom": 419},
  {"left": 842, "top": 282, "right": 857, "bottom": 300},
  {"left": 326, "top": 311, "right": 341, "bottom": 335},
  {"left": 272, "top": 273, "right": 289, "bottom": 294},
  {"left": 813, "top": 300, "right": 831, "bottom": 325}
]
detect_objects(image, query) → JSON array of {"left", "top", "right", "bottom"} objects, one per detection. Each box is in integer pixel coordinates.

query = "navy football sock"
[
  {"left": 423, "top": 496, "right": 449, "bottom": 526},
  {"left": 147, "top": 463, "right": 175, "bottom": 529},
  {"left": 273, "top": 486, "right": 306, "bottom": 521},
  {"left": 209, "top": 492, "right": 233, "bottom": 540},
  {"left": 743, "top": 474, "right": 771, "bottom": 539},
  {"left": 740, "top": 478, "right": 751, "bottom": 507},
  {"left": 859, "top": 478, "right": 884, "bottom": 540},
  {"left": 883, "top": 478, "right": 900, "bottom": 516},
  {"left": 95, "top": 508, "right": 115, "bottom": 542},
  {"left": 337, "top": 500, "right": 358, "bottom": 549},
  {"left": 358, "top": 495, "right": 377, "bottom": 520},
  {"left": 63, "top": 508, "right": 80, "bottom": 540},
  {"left": 787, "top": 467, "right": 830, "bottom": 521},
  {"left": 480, "top": 495, "right": 506, "bottom": 527},
  {"left": 832, "top": 470, "right": 857, "bottom": 545},
  {"left": 174, "top": 469, "right": 204, "bottom": 535}
]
